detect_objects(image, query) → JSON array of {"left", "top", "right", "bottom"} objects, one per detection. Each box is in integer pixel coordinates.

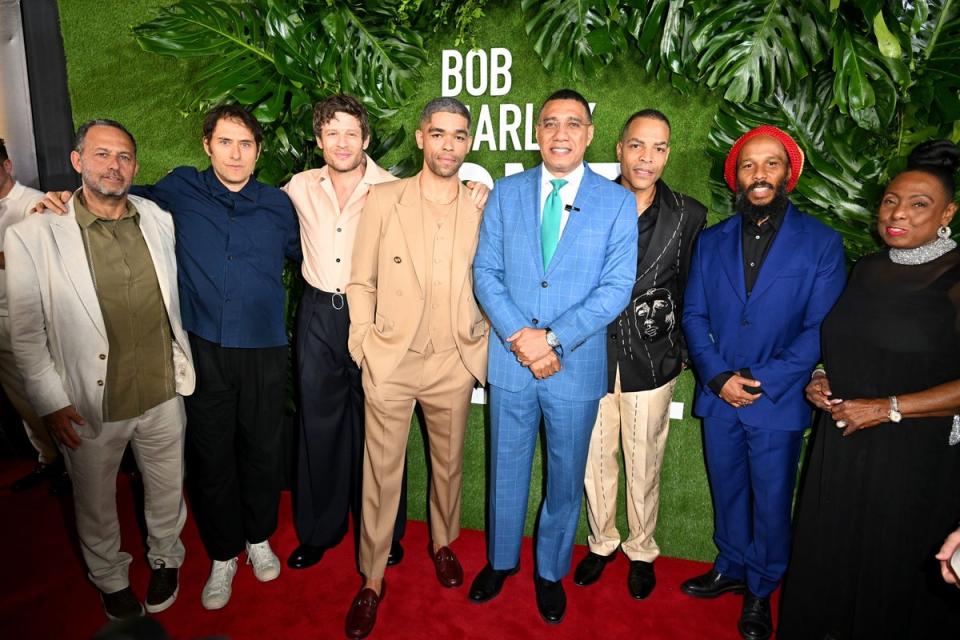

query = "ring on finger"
[{"left": 836, "top": 420, "right": 847, "bottom": 429}]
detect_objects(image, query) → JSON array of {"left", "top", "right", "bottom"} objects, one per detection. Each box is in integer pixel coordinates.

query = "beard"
[
  {"left": 735, "top": 181, "right": 788, "bottom": 224},
  {"left": 82, "top": 167, "right": 130, "bottom": 199}
]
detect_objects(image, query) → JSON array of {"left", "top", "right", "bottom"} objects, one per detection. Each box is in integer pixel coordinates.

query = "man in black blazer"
[{"left": 574, "top": 110, "right": 706, "bottom": 599}]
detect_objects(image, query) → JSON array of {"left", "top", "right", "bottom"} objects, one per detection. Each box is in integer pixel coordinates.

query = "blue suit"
[
  {"left": 473, "top": 163, "right": 637, "bottom": 580},
  {"left": 682, "top": 203, "right": 846, "bottom": 596}
]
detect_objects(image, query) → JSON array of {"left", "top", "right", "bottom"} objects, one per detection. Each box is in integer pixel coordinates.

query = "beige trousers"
[
  {"left": 0, "top": 315, "right": 55, "bottom": 463},
  {"left": 62, "top": 396, "right": 187, "bottom": 593},
  {"left": 583, "top": 369, "right": 678, "bottom": 562},
  {"left": 359, "top": 344, "right": 475, "bottom": 579}
]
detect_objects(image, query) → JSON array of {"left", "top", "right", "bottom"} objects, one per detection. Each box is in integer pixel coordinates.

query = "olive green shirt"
[{"left": 75, "top": 194, "right": 175, "bottom": 421}]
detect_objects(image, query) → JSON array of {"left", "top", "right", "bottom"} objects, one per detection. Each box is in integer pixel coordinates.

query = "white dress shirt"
[{"left": 539, "top": 163, "right": 585, "bottom": 238}]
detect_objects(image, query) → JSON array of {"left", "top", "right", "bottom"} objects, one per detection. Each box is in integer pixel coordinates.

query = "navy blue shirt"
[{"left": 132, "top": 167, "right": 301, "bottom": 348}]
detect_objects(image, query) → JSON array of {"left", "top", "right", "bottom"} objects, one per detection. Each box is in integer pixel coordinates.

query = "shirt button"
[
  {"left": 99, "top": 354, "right": 106, "bottom": 360},
  {"left": 532, "top": 318, "right": 539, "bottom": 324},
  {"left": 750, "top": 262, "right": 756, "bottom": 267},
  {"left": 755, "top": 235, "right": 760, "bottom": 240},
  {"left": 742, "top": 319, "right": 749, "bottom": 326},
  {"left": 227, "top": 255, "right": 233, "bottom": 261},
  {"left": 337, "top": 227, "right": 342, "bottom": 232},
  {"left": 336, "top": 258, "right": 341, "bottom": 263},
  {"left": 336, "top": 288, "right": 341, "bottom": 292},
  {"left": 97, "top": 379, "right": 104, "bottom": 386},
  {"left": 541, "top": 281, "right": 548, "bottom": 288}
]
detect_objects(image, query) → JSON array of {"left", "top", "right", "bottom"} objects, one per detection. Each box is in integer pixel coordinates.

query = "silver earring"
[{"left": 939, "top": 225, "right": 952, "bottom": 239}]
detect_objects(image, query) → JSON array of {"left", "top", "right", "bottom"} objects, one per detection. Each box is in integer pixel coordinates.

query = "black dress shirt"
[
  {"left": 707, "top": 206, "right": 786, "bottom": 395},
  {"left": 132, "top": 167, "right": 301, "bottom": 349}
]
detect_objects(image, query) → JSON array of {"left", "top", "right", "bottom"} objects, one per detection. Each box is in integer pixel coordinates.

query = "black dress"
[{"left": 778, "top": 248, "right": 960, "bottom": 640}]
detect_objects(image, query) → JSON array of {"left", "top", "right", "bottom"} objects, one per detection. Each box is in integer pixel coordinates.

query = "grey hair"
[{"left": 74, "top": 119, "right": 138, "bottom": 155}]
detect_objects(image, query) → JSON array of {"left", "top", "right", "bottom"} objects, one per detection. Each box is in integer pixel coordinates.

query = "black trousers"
[
  {"left": 185, "top": 334, "right": 287, "bottom": 561},
  {"left": 294, "top": 285, "right": 405, "bottom": 550}
]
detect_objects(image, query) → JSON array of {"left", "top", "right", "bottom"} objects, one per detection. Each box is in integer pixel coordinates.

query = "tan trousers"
[
  {"left": 62, "top": 396, "right": 187, "bottom": 593},
  {"left": 359, "top": 344, "right": 475, "bottom": 579},
  {"left": 0, "top": 315, "right": 55, "bottom": 463},
  {"left": 583, "top": 369, "right": 678, "bottom": 562}
]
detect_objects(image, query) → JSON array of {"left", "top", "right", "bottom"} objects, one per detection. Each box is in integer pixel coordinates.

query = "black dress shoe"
[
  {"left": 11, "top": 462, "right": 60, "bottom": 491},
  {"left": 534, "top": 576, "right": 566, "bottom": 624},
  {"left": 387, "top": 540, "right": 404, "bottom": 566},
  {"left": 573, "top": 550, "right": 618, "bottom": 586},
  {"left": 680, "top": 568, "right": 746, "bottom": 598},
  {"left": 738, "top": 592, "right": 772, "bottom": 640},
  {"left": 627, "top": 560, "right": 656, "bottom": 599},
  {"left": 287, "top": 544, "right": 325, "bottom": 569},
  {"left": 468, "top": 563, "right": 519, "bottom": 603}
]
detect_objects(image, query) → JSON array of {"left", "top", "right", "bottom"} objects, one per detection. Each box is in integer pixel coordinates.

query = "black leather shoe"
[
  {"left": 387, "top": 540, "right": 404, "bottom": 566},
  {"left": 287, "top": 544, "right": 325, "bottom": 569},
  {"left": 627, "top": 560, "right": 656, "bottom": 599},
  {"left": 680, "top": 568, "right": 746, "bottom": 598},
  {"left": 468, "top": 563, "right": 518, "bottom": 603},
  {"left": 100, "top": 586, "right": 144, "bottom": 620},
  {"left": 11, "top": 462, "right": 60, "bottom": 491},
  {"left": 535, "top": 576, "right": 566, "bottom": 624},
  {"left": 738, "top": 592, "right": 772, "bottom": 640},
  {"left": 573, "top": 550, "right": 618, "bottom": 586}
]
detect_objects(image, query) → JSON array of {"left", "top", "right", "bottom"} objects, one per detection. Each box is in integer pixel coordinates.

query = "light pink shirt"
[{"left": 283, "top": 155, "right": 396, "bottom": 293}]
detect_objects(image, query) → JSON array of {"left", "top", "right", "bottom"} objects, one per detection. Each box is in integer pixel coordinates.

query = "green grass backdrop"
[{"left": 57, "top": 0, "right": 721, "bottom": 562}]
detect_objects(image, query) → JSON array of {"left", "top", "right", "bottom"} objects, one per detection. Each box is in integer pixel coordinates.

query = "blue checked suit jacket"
[{"left": 473, "top": 163, "right": 638, "bottom": 401}]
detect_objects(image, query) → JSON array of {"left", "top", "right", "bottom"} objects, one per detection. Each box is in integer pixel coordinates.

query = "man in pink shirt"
[{"left": 283, "top": 96, "right": 487, "bottom": 570}]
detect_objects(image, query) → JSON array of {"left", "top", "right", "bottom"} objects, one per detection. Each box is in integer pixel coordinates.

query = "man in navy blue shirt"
[
  {"left": 136, "top": 105, "right": 300, "bottom": 610},
  {"left": 41, "top": 105, "right": 301, "bottom": 610}
]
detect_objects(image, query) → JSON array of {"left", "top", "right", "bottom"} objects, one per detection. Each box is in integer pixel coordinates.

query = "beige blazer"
[
  {"left": 4, "top": 195, "right": 195, "bottom": 434},
  {"left": 347, "top": 174, "right": 488, "bottom": 387}
]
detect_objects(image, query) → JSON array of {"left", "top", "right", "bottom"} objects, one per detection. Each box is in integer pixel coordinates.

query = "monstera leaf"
[
  {"left": 689, "top": 0, "right": 830, "bottom": 102},
  {"left": 520, "top": 0, "right": 627, "bottom": 79},
  {"left": 134, "top": 0, "right": 429, "bottom": 185}
]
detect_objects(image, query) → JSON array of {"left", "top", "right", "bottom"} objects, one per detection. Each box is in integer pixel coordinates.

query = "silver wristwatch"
[
  {"left": 888, "top": 396, "right": 902, "bottom": 423},
  {"left": 545, "top": 328, "right": 560, "bottom": 349}
]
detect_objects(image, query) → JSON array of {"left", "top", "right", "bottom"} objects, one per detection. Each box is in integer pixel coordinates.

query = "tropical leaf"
[
  {"left": 688, "top": 0, "right": 830, "bottom": 103},
  {"left": 520, "top": 0, "right": 624, "bottom": 78}
]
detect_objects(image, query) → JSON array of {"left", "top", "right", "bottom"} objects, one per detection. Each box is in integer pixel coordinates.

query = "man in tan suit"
[{"left": 344, "top": 97, "right": 488, "bottom": 639}]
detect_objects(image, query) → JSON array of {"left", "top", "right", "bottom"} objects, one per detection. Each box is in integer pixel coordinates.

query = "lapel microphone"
[{"left": 564, "top": 204, "right": 581, "bottom": 213}]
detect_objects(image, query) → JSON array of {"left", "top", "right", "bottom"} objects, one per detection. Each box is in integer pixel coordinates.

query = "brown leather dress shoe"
[
  {"left": 345, "top": 581, "right": 385, "bottom": 639},
  {"left": 432, "top": 546, "right": 463, "bottom": 587}
]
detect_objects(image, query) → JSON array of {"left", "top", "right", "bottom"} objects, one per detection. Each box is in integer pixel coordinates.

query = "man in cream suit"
[
  {"left": 344, "top": 97, "right": 488, "bottom": 639},
  {"left": 5, "top": 120, "right": 195, "bottom": 621}
]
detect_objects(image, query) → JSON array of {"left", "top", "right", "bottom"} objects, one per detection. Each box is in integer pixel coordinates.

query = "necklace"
[{"left": 888, "top": 236, "right": 957, "bottom": 265}]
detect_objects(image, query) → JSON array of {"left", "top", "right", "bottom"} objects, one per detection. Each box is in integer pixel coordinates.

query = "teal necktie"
[{"left": 541, "top": 178, "right": 567, "bottom": 269}]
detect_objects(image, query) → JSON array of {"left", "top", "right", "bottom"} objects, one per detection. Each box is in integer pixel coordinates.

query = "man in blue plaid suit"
[{"left": 469, "top": 89, "right": 637, "bottom": 624}]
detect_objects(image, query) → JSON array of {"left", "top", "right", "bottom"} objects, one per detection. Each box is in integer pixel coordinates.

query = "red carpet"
[{"left": 0, "top": 459, "right": 773, "bottom": 639}]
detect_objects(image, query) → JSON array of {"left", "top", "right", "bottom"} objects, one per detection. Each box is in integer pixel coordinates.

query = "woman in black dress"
[{"left": 778, "top": 139, "right": 960, "bottom": 639}]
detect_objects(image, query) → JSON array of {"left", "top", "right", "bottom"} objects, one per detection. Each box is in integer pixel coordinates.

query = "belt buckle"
[{"left": 331, "top": 292, "right": 345, "bottom": 310}]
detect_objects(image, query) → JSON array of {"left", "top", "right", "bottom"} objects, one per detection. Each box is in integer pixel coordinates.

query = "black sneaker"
[
  {"left": 100, "top": 586, "right": 144, "bottom": 620},
  {"left": 145, "top": 560, "right": 179, "bottom": 613}
]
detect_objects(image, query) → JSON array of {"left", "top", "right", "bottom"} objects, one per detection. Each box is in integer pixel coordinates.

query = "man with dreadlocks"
[{"left": 679, "top": 125, "right": 846, "bottom": 640}]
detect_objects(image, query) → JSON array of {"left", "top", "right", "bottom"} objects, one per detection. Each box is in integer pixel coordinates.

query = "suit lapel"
[
  {"left": 50, "top": 201, "right": 106, "bottom": 339},
  {"left": 748, "top": 204, "right": 803, "bottom": 302},
  {"left": 719, "top": 215, "right": 747, "bottom": 304},
  {"left": 394, "top": 176, "right": 426, "bottom": 294},
  {"left": 523, "top": 168, "right": 544, "bottom": 277},
  {"left": 544, "top": 165, "right": 594, "bottom": 276}
]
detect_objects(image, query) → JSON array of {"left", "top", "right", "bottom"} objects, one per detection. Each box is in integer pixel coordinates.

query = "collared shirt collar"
[
  {"left": 541, "top": 163, "right": 585, "bottom": 195},
  {"left": 1, "top": 181, "right": 25, "bottom": 202},
  {"left": 74, "top": 191, "right": 137, "bottom": 228},
  {"left": 203, "top": 166, "right": 260, "bottom": 202},
  {"left": 744, "top": 200, "right": 787, "bottom": 232}
]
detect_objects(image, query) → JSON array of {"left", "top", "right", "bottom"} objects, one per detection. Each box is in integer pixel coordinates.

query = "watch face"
[
  {"left": 546, "top": 331, "right": 559, "bottom": 347},
  {"left": 889, "top": 410, "right": 902, "bottom": 423}
]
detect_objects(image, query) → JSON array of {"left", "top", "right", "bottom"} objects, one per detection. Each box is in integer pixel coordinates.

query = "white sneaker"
[
  {"left": 246, "top": 540, "right": 281, "bottom": 582},
  {"left": 201, "top": 558, "right": 237, "bottom": 610}
]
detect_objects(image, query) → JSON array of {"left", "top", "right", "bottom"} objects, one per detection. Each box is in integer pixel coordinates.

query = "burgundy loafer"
[
  {"left": 432, "top": 546, "right": 463, "bottom": 588},
  {"left": 345, "top": 581, "right": 385, "bottom": 639}
]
